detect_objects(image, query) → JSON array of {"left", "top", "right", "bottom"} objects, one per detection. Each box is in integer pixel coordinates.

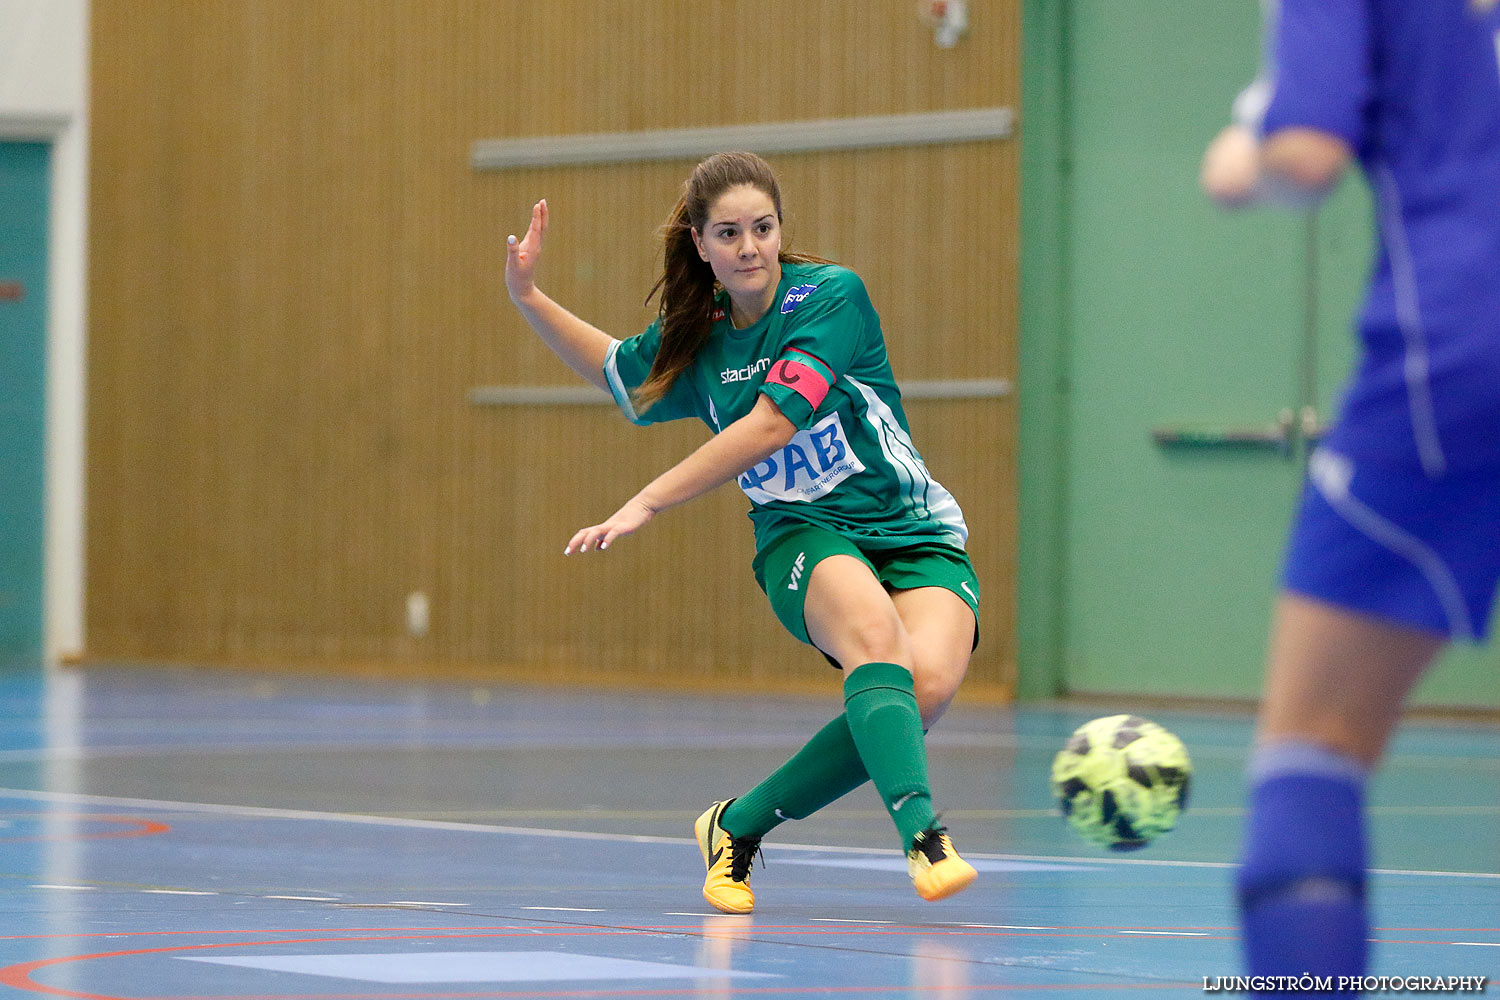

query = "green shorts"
[{"left": 752, "top": 523, "right": 980, "bottom": 665}]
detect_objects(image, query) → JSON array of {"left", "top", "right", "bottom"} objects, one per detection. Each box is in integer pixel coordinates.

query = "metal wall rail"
[
  {"left": 471, "top": 108, "right": 1015, "bottom": 171},
  {"left": 468, "top": 378, "right": 1011, "bottom": 407}
]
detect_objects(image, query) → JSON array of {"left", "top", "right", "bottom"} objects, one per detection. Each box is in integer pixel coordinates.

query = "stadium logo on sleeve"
[{"left": 780, "top": 284, "right": 819, "bottom": 314}]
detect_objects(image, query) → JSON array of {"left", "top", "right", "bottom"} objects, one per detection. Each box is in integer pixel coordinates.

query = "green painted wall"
[
  {"left": 1019, "top": 1, "right": 1498, "bottom": 707},
  {"left": 0, "top": 141, "right": 49, "bottom": 665}
]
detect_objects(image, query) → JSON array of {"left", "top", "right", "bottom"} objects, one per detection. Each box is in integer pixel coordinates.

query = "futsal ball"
[{"left": 1049, "top": 714, "right": 1192, "bottom": 851}]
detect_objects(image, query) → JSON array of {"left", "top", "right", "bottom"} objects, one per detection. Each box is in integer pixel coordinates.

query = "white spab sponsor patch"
[{"left": 738, "top": 412, "right": 865, "bottom": 503}]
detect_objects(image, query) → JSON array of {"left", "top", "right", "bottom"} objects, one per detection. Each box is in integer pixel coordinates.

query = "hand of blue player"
[
  {"left": 564, "top": 497, "right": 656, "bottom": 555},
  {"left": 505, "top": 199, "right": 548, "bottom": 302},
  {"left": 1201, "top": 125, "right": 1262, "bottom": 207}
]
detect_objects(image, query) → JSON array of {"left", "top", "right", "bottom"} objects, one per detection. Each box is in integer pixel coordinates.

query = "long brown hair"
[{"left": 635, "top": 151, "right": 831, "bottom": 411}]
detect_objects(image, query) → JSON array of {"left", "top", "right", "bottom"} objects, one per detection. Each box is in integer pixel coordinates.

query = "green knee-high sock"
[
  {"left": 720, "top": 714, "right": 870, "bottom": 839},
  {"left": 842, "top": 661, "right": 937, "bottom": 851}
]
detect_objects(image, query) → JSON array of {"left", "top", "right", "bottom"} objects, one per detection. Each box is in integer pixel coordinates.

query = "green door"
[
  {"left": 0, "top": 141, "right": 49, "bottom": 665},
  {"left": 1054, "top": 1, "right": 1497, "bottom": 705}
]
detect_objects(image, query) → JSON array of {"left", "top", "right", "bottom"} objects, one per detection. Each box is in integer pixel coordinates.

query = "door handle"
[
  {"left": 1151, "top": 408, "right": 1297, "bottom": 457},
  {"left": 1299, "top": 405, "right": 1327, "bottom": 446}
]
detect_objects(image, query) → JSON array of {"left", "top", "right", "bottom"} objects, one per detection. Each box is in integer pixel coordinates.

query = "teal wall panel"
[
  {"left": 1019, "top": 1, "right": 1497, "bottom": 706},
  {"left": 1060, "top": 0, "right": 1305, "bottom": 699},
  {"left": 0, "top": 141, "right": 49, "bottom": 664},
  {"left": 1017, "top": 0, "right": 1071, "bottom": 699}
]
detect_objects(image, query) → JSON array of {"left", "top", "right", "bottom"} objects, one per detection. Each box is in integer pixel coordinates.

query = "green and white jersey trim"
[
  {"left": 847, "top": 376, "right": 969, "bottom": 547},
  {"left": 602, "top": 339, "right": 646, "bottom": 425}
]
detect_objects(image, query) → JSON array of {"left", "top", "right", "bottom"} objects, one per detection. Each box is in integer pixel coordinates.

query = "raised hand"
[{"left": 505, "top": 199, "right": 548, "bottom": 302}]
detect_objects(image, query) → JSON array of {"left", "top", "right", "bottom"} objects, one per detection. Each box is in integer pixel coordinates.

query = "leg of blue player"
[{"left": 1239, "top": 593, "right": 1446, "bottom": 987}]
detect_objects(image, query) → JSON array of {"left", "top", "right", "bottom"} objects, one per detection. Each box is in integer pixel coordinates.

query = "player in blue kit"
[
  {"left": 1202, "top": 0, "right": 1500, "bottom": 990},
  {"left": 504, "top": 152, "right": 979, "bottom": 912}
]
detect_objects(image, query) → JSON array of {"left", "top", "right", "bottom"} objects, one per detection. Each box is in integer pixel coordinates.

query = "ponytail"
[{"left": 636, "top": 195, "right": 718, "bottom": 411}]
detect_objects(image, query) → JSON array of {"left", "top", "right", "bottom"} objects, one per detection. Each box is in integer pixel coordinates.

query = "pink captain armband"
[{"left": 765, "top": 349, "right": 834, "bottom": 411}]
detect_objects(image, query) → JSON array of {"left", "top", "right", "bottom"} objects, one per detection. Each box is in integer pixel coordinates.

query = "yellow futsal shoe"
[
  {"left": 907, "top": 825, "right": 978, "bottom": 901},
  {"left": 695, "top": 800, "right": 761, "bottom": 914}
]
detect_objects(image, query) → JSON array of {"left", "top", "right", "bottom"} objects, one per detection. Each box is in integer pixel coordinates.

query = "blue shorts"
[{"left": 1282, "top": 448, "right": 1500, "bottom": 641}]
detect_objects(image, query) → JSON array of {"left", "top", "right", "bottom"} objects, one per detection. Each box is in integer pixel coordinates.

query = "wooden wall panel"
[{"left": 87, "top": 1, "right": 1020, "bottom": 698}]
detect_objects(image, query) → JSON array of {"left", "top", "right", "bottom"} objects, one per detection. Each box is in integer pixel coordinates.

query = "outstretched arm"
[
  {"left": 1202, "top": 124, "right": 1352, "bottom": 209},
  {"left": 505, "top": 199, "right": 615, "bottom": 392},
  {"left": 565, "top": 394, "right": 797, "bottom": 555}
]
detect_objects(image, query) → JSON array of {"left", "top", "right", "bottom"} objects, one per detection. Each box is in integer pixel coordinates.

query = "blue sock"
[{"left": 1237, "top": 741, "right": 1369, "bottom": 995}]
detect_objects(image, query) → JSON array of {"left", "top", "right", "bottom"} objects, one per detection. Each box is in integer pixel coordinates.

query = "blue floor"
[{"left": 0, "top": 664, "right": 1494, "bottom": 997}]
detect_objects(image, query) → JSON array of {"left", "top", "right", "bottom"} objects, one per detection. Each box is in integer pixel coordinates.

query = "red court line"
[
  {"left": 7, "top": 919, "right": 1490, "bottom": 946},
  {"left": 3, "top": 933, "right": 586, "bottom": 999},
  {"left": 110, "top": 988, "right": 1193, "bottom": 1000},
  {"left": 1374, "top": 926, "right": 1500, "bottom": 933},
  {"left": 0, "top": 921, "right": 1240, "bottom": 941},
  {"left": 0, "top": 814, "right": 171, "bottom": 843},
  {"left": 0, "top": 927, "right": 1202, "bottom": 999},
  {"left": 0, "top": 924, "right": 1238, "bottom": 945},
  {"left": 9, "top": 922, "right": 1480, "bottom": 999}
]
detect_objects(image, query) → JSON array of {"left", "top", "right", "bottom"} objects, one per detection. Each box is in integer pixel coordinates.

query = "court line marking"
[
  {"left": 1, "top": 786, "right": 1495, "bottom": 881},
  {"left": 809, "top": 918, "right": 894, "bottom": 924},
  {"left": 0, "top": 812, "right": 172, "bottom": 843},
  {"left": 4, "top": 922, "right": 1486, "bottom": 943},
  {"left": 0, "top": 929, "right": 1213, "bottom": 998},
  {"left": 521, "top": 906, "right": 605, "bottom": 913},
  {"left": 1117, "top": 929, "right": 1209, "bottom": 937}
]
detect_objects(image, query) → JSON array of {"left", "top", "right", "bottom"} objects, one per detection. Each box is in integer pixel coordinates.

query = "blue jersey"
[{"left": 1255, "top": 0, "right": 1500, "bottom": 473}]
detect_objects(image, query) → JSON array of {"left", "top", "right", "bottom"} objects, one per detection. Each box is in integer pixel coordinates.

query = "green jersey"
[{"left": 603, "top": 261, "right": 968, "bottom": 554}]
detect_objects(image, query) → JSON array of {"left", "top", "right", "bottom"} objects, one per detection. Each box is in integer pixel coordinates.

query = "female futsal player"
[
  {"left": 504, "top": 152, "right": 979, "bottom": 912},
  {"left": 1202, "top": 0, "right": 1500, "bottom": 989}
]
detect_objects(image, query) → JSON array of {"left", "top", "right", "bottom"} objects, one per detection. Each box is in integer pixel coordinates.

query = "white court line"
[
  {"left": 1453, "top": 942, "right": 1500, "bottom": 947},
  {"left": 1119, "top": 930, "right": 1209, "bottom": 937},
  {"left": 0, "top": 786, "right": 1494, "bottom": 881},
  {"left": 141, "top": 889, "right": 217, "bottom": 896},
  {"left": 810, "top": 917, "right": 894, "bottom": 925},
  {"left": 264, "top": 895, "right": 340, "bottom": 901},
  {"left": 31, "top": 884, "right": 96, "bottom": 891},
  {"left": 521, "top": 906, "right": 605, "bottom": 913}
]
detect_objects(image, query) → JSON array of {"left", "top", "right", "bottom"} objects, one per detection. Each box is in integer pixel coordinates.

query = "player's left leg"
[
  {"left": 800, "top": 558, "right": 976, "bottom": 901},
  {"left": 1241, "top": 453, "right": 1500, "bottom": 986},
  {"left": 1240, "top": 595, "right": 1443, "bottom": 989},
  {"left": 889, "top": 585, "right": 976, "bottom": 729},
  {"left": 880, "top": 585, "right": 979, "bottom": 900}
]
